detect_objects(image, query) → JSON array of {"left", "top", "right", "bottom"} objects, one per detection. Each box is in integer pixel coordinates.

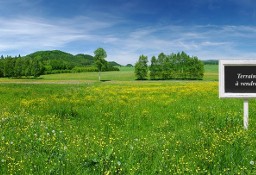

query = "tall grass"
[{"left": 0, "top": 81, "right": 255, "bottom": 174}]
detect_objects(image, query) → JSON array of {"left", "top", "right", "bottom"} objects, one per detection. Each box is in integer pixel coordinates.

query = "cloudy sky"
[{"left": 1, "top": 0, "right": 256, "bottom": 64}]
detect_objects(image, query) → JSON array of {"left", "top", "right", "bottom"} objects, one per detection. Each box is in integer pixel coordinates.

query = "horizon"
[{"left": 1, "top": 0, "right": 256, "bottom": 65}]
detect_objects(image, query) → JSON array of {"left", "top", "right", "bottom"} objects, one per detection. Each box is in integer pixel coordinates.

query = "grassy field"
[
  {"left": 1, "top": 64, "right": 256, "bottom": 174},
  {"left": 40, "top": 65, "right": 218, "bottom": 81},
  {"left": 0, "top": 64, "right": 218, "bottom": 83}
]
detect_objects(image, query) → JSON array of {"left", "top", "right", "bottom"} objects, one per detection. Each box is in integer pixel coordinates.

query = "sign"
[
  {"left": 219, "top": 60, "right": 256, "bottom": 98},
  {"left": 219, "top": 60, "right": 256, "bottom": 130}
]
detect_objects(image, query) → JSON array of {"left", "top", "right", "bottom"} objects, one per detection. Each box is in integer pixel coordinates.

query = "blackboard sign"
[
  {"left": 219, "top": 60, "right": 256, "bottom": 98},
  {"left": 225, "top": 66, "right": 256, "bottom": 93}
]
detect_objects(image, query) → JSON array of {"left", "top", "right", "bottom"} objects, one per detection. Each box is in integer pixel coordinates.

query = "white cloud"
[
  {"left": 0, "top": 15, "right": 119, "bottom": 55},
  {"left": 104, "top": 24, "right": 256, "bottom": 64},
  {"left": 1, "top": 14, "right": 256, "bottom": 65}
]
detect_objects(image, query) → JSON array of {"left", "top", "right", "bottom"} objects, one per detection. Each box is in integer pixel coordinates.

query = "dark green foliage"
[
  {"left": 0, "top": 50, "right": 119, "bottom": 78},
  {"left": 3, "top": 57, "right": 15, "bottom": 78},
  {"left": 31, "top": 58, "right": 45, "bottom": 77},
  {"left": 148, "top": 51, "right": 204, "bottom": 80},
  {"left": 14, "top": 58, "right": 23, "bottom": 78},
  {"left": 135, "top": 55, "right": 148, "bottom": 80},
  {"left": 28, "top": 50, "right": 91, "bottom": 72},
  {"left": 94, "top": 48, "right": 107, "bottom": 71},
  {"left": 149, "top": 56, "right": 158, "bottom": 80},
  {"left": 27, "top": 50, "right": 118, "bottom": 73},
  {"left": 0, "top": 56, "right": 44, "bottom": 78},
  {"left": 94, "top": 48, "right": 108, "bottom": 81}
]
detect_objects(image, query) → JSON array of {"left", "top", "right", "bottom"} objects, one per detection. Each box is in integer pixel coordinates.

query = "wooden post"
[{"left": 243, "top": 99, "right": 249, "bottom": 130}]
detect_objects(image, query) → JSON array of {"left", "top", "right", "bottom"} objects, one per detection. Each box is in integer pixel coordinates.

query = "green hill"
[
  {"left": 109, "top": 61, "right": 122, "bottom": 67},
  {"left": 24, "top": 50, "right": 119, "bottom": 73},
  {"left": 26, "top": 50, "right": 94, "bottom": 68}
]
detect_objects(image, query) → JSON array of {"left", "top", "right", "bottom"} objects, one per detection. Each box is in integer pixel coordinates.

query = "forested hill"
[
  {"left": 27, "top": 50, "right": 95, "bottom": 68},
  {"left": 0, "top": 50, "right": 120, "bottom": 78},
  {"left": 26, "top": 50, "right": 121, "bottom": 69}
]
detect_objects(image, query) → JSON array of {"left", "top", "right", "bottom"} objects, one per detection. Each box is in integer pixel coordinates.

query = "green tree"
[
  {"left": 189, "top": 56, "right": 204, "bottom": 79},
  {"left": 135, "top": 55, "right": 148, "bottom": 80},
  {"left": 148, "top": 51, "right": 204, "bottom": 80},
  {"left": 94, "top": 48, "right": 107, "bottom": 81},
  {"left": 4, "top": 57, "right": 15, "bottom": 78},
  {"left": 150, "top": 56, "right": 158, "bottom": 80},
  {"left": 22, "top": 58, "right": 32, "bottom": 77},
  {"left": 157, "top": 53, "right": 166, "bottom": 79},
  {"left": 14, "top": 58, "right": 23, "bottom": 78},
  {"left": 31, "top": 58, "right": 44, "bottom": 78},
  {"left": 0, "top": 59, "right": 4, "bottom": 77}
]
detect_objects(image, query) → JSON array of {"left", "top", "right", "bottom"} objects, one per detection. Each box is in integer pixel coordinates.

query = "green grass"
[
  {"left": 41, "top": 67, "right": 135, "bottom": 81},
  {"left": 203, "top": 64, "right": 218, "bottom": 81},
  {"left": 40, "top": 64, "right": 219, "bottom": 81},
  {"left": 0, "top": 65, "right": 218, "bottom": 83},
  {"left": 3, "top": 64, "right": 251, "bottom": 174},
  {"left": 0, "top": 81, "right": 256, "bottom": 174}
]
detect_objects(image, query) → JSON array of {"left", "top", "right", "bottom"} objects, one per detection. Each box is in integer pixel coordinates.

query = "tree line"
[
  {"left": 0, "top": 55, "right": 44, "bottom": 78},
  {"left": 135, "top": 51, "right": 204, "bottom": 80},
  {"left": 0, "top": 49, "right": 119, "bottom": 78}
]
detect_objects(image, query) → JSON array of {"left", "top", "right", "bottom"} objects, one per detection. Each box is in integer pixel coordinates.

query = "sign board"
[
  {"left": 219, "top": 60, "right": 256, "bottom": 130},
  {"left": 219, "top": 60, "right": 256, "bottom": 98}
]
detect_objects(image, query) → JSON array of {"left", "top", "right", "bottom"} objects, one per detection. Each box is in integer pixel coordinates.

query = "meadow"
[{"left": 0, "top": 65, "right": 256, "bottom": 174}]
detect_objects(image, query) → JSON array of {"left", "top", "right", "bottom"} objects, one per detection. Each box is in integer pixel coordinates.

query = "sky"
[{"left": 1, "top": 0, "right": 256, "bottom": 65}]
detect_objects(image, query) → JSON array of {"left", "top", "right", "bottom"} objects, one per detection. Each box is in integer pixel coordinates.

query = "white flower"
[
  {"left": 117, "top": 161, "right": 121, "bottom": 166},
  {"left": 250, "top": 161, "right": 254, "bottom": 165}
]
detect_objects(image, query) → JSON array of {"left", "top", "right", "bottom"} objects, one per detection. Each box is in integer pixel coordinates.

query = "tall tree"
[
  {"left": 150, "top": 56, "right": 158, "bottom": 80},
  {"left": 135, "top": 55, "right": 148, "bottom": 80},
  {"left": 0, "top": 59, "right": 4, "bottom": 77},
  {"left": 4, "top": 57, "right": 15, "bottom": 78},
  {"left": 94, "top": 48, "right": 107, "bottom": 81},
  {"left": 146, "top": 51, "right": 204, "bottom": 80},
  {"left": 23, "top": 58, "right": 32, "bottom": 77},
  {"left": 31, "top": 57, "right": 44, "bottom": 78},
  {"left": 14, "top": 58, "right": 23, "bottom": 78}
]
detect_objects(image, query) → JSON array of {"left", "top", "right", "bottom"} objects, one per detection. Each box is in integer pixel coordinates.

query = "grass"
[
  {"left": 204, "top": 64, "right": 218, "bottom": 81},
  {"left": 0, "top": 64, "right": 218, "bottom": 83},
  {"left": 0, "top": 80, "right": 256, "bottom": 174},
  {"left": 2, "top": 64, "right": 255, "bottom": 174}
]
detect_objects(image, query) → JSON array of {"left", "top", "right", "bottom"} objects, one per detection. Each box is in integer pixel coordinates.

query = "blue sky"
[{"left": 1, "top": 0, "right": 256, "bottom": 64}]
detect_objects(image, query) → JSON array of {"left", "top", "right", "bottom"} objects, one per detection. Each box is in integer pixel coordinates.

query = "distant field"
[
  {"left": 0, "top": 64, "right": 218, "bottom": 83},
  {"left": 204, "top": 64, "right": 218, "bottom": 81}
]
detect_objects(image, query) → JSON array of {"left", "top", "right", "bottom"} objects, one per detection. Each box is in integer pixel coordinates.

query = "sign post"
[
  {"left": 244, "top": 99, "right": 248, "bottom": 130},
  {"left": 219, "top": 60, "right": 256, "bottom": 130}
]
